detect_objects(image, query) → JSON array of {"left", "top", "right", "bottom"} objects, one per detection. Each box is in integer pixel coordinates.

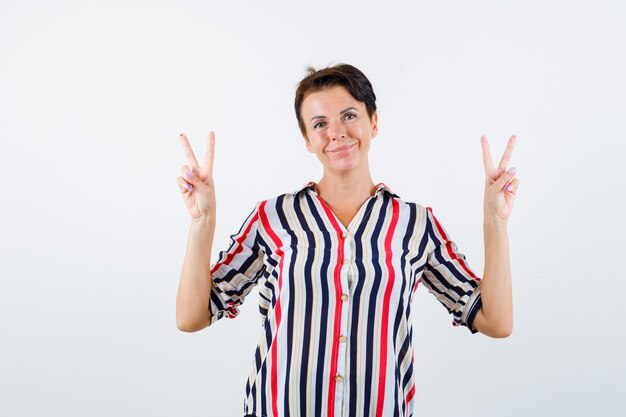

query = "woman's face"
[{"left": 300, "top": 85, "right": 378, "bottom": 174}]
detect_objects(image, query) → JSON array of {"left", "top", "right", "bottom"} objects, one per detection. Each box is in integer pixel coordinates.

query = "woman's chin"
[{"left": 324, "top": 158, "right": 362, "bottom": 173}]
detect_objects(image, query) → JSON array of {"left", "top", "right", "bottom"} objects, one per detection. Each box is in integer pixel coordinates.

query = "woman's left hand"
[{"left": 481, "top": 134, "right": 519, "bottom": 223}]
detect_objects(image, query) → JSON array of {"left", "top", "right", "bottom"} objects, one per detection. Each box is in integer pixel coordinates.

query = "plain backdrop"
[{"left": 1, "top": 1, "right": 625, "bottom": 416}]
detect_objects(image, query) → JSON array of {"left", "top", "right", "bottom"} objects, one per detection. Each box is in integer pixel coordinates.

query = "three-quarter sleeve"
[
  {"left": 208, "top": 202, "right": 267, "bottom": 326},
  {"left": 421, "top": 207, "right": 483, "bottom": 334}
]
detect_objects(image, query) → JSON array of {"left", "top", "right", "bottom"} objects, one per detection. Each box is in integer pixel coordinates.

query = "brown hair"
[{"left": 294, "top": 63, "right": 377, "bottom": 139}]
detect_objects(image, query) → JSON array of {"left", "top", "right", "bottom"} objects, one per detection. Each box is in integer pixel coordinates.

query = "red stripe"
[
  {"left": 210, "top": 211, "right": 259, "bottom": 275},
  {"left": 405, "top": 350, "right": 416, "bottom": 407},
  {"left": 210, "top": 209, "right": 258, "bottom": 320},
  {"left": 375, "top": 198, "right": 400, "bottom": 417},
  {"left": 426, "top": 207, "right": 480, "bottom": 281},
  {"left": 315, "top": 196, "right": 345, "bottom": 417},
  {"left": 258, "top": 201, "right": 285, "bottom": 417},
  {"left": 405, "top": 383, "right": 415, "bottom": 405},
  {"left": 405, "top": 385, "right": 415, "bottom": 407}
]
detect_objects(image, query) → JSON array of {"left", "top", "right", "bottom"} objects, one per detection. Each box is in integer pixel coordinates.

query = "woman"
[{"left": 175, "top": 64, "right": 518, "bottom": 417}]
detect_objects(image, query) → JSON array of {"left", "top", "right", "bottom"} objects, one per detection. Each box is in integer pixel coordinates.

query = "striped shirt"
[{"left": 208, "top": 181, "right": 482, "bottom": 417}]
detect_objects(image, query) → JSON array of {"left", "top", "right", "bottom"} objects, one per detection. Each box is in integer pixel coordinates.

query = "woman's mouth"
[{"left": 329, "top": 142, "right": 357, "bottom": 153}]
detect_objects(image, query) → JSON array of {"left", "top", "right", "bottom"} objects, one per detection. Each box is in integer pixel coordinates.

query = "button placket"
[
  {"left": 340, "top": 231, "right": 353, "bottom": 289},
  {"left": 334, "top": 230, "right": 352, "bottom": 415}
]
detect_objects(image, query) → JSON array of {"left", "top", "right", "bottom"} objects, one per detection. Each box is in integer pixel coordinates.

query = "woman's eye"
[
  {"left": 345, "top": 113, "right": 356, "bottom": 120},
  {"left": 314, "top": 121, "right": 325, "bottom": 129}
]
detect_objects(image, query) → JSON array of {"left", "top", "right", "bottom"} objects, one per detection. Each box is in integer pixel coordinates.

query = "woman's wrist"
[
  {"left": 483, "top": 212, "right": 508, "bottom": 229},
  {"left": 189, "top": 213, "right": 216, "bottom": 237},
  {"left": 191, "top": 211, "right": 216, "bottom": 225}
]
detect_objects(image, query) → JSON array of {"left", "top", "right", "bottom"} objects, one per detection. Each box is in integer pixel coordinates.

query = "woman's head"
[
  {"left": 294, "top": 63, "right": 377, "bottom": 140},
  {"left": 295, "top": 64, "right": 379, "bottom": 175}
]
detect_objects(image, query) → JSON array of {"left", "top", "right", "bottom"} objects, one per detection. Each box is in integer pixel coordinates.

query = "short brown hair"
[{"left": 294, "top": 63, "right": 377, "bottom": 138}]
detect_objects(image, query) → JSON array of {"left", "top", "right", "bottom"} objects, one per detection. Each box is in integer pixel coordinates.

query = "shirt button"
[
  {"left": 341, "top": 232, "right": 349, "bottom": 239},
  {"left": 341, "top": 293, "right": 349, "bottom": 302},
  {"left": 335, "top": 374, "right": 344, "bottom": 383},
  {"left": 342, "top": 258, "right": 350, "bottom": 265},
  {"left": 338, "top": 335, "right": 347, "bottom": 343}
]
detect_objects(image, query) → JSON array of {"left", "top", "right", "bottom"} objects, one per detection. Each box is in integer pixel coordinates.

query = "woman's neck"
[{"left": 314, "top": 169, "right": 377, "bottom": 209}]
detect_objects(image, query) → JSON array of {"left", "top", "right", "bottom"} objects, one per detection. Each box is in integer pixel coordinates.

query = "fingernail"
[
  {"left": 502, "top": 181, "right": 510, "bottom": 191},
  {"left": 506, "top": 167, "right": 516, "bottom": 176},
  {"left": 505, "top": 183, "right": 512, "bottom": 192},
  {"left": 186, "top": 183, "right": 193, "bottom": 191},
  {"left": 186, "top": 170, "right": 193, "bottom": 179}
]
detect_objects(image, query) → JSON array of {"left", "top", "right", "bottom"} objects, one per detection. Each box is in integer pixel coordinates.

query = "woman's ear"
[
  {"left": 304, "top": 135, "right": 314, "bottom": 153},
  {"left": 371, "top": 112, "right": 379, "bottom": 139}
]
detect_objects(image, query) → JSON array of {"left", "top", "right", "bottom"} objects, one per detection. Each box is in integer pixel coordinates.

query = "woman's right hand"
[{"left": 177, "top": 132, "right": 217, "bottom": 219}]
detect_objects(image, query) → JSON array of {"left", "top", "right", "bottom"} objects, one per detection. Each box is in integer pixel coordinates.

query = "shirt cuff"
[{"left": 461, "top": 288, "right": 483, "bottom": 334}]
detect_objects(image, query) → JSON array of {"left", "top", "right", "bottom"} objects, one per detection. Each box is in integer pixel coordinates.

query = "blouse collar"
[{"left": 293, "top": 181, "right": 399, "bottom": 199}]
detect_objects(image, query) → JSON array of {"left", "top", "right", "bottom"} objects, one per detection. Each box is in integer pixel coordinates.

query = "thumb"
[{"left": 495, "top": 166, "right": 517, "bottom": 190}]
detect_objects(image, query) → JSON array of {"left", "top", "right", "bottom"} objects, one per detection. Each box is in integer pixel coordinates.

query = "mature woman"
[{"left": 175, "top": 64, "right": 518, "bottom": 417}]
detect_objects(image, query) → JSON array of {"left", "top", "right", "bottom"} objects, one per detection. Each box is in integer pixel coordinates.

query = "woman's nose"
[{"left": 328, "top": 120, "right": 347, "bottom": 140}]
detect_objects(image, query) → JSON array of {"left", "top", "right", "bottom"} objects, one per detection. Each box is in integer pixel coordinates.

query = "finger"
[
  {"left": 177, "top": 176, "right": 193, "bottom": 193},
  {"left": 202, "top": 131, "right": 215, "bottom": 178},
  {"left": 498, "top": 167, "right": 517, "bottom": 190},
  {"left": 179, "top": 133, "right": 200, "bottom": 170},
  {"left": 181, "top": 165, "right": 199, "bottom": 186},
  {"left": 481, "top": 135, "right": 495, "bottom": 175},
  {"left": 498, "top": 135, "right": 517, "bottom": 172},
  {"left": 505, "top": 178, "right": 519, "bottom": 194}
]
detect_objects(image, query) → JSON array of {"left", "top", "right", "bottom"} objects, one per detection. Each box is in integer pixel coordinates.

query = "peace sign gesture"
[
  {"left": 481, "top": 134, "right": 519, "bottom": 223},
  {"left": 177, "top": 132, "right": 217, "bottom": 219}
]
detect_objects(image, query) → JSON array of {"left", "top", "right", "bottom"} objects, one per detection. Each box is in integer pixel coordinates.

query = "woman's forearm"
[
  {"left": 474, "top": 218, "right": 513, "bottom": 337},
  {"left": 176, "top": 214, "right": 216, "bottom": 332}
]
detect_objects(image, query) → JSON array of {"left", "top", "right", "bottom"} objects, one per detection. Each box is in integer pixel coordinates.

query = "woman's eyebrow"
[{"left": 310, "top": 107, "right": 358, "bottom": 121}]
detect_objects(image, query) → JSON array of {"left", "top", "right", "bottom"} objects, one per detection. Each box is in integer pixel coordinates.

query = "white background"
[{"left": 1, "top": 1, "right": 625, "bottom": 416}]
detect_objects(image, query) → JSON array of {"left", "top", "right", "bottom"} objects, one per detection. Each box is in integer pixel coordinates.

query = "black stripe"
[
  {"left": 212, "top": 234, "right": 263, "bottom": 286},
  {"left": 260, "top": 355, "right": 268, "bottom": 417},
  {"left": 348, "top": 196, "right": 379, "bottom": 417},
  {"left": 363, "top": 196, "right": 389, "bottom": 417},
  {"left": 348, "top": 195, "right": 376, "bottom": 417},
  {"left": 426, "top": 212, "right": 478, "bottom": 287},
  {"left": 391, "top": 198, "right": 413, "bottom": 416},
  {"left": 294, "top": 195, "right": 315, "bottom": 417},
  {"left": 393, "top": 199, "right": 414, "bottom": 350},
  {"left": 220, "top": 204, "right": 259, "bottom": 257},
  {"left": 466, "top": 294, "right": 483, "bottom": 333},
  {"left": 306, "top": 192, "right": 331, "bottom": 417},
  {"left": 274, "top": 195, "right": 298, "bottom": 413}
]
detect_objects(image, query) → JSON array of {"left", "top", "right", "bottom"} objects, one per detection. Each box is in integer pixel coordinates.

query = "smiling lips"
[{"left": 329, "top": 142, "right": 357, "bottom": 153}]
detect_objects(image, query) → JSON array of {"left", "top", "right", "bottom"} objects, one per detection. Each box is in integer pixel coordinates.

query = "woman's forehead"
[{"left": 301, "top": 86, "right": 363, "bottom": 116}]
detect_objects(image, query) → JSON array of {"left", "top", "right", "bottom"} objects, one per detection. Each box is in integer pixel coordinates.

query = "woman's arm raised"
[
  {"left": 472, "top": 134, "right": 519, "bottom": 338},
  {"left": 175, "top": 132, "right": 217, "bottom": 332}
]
